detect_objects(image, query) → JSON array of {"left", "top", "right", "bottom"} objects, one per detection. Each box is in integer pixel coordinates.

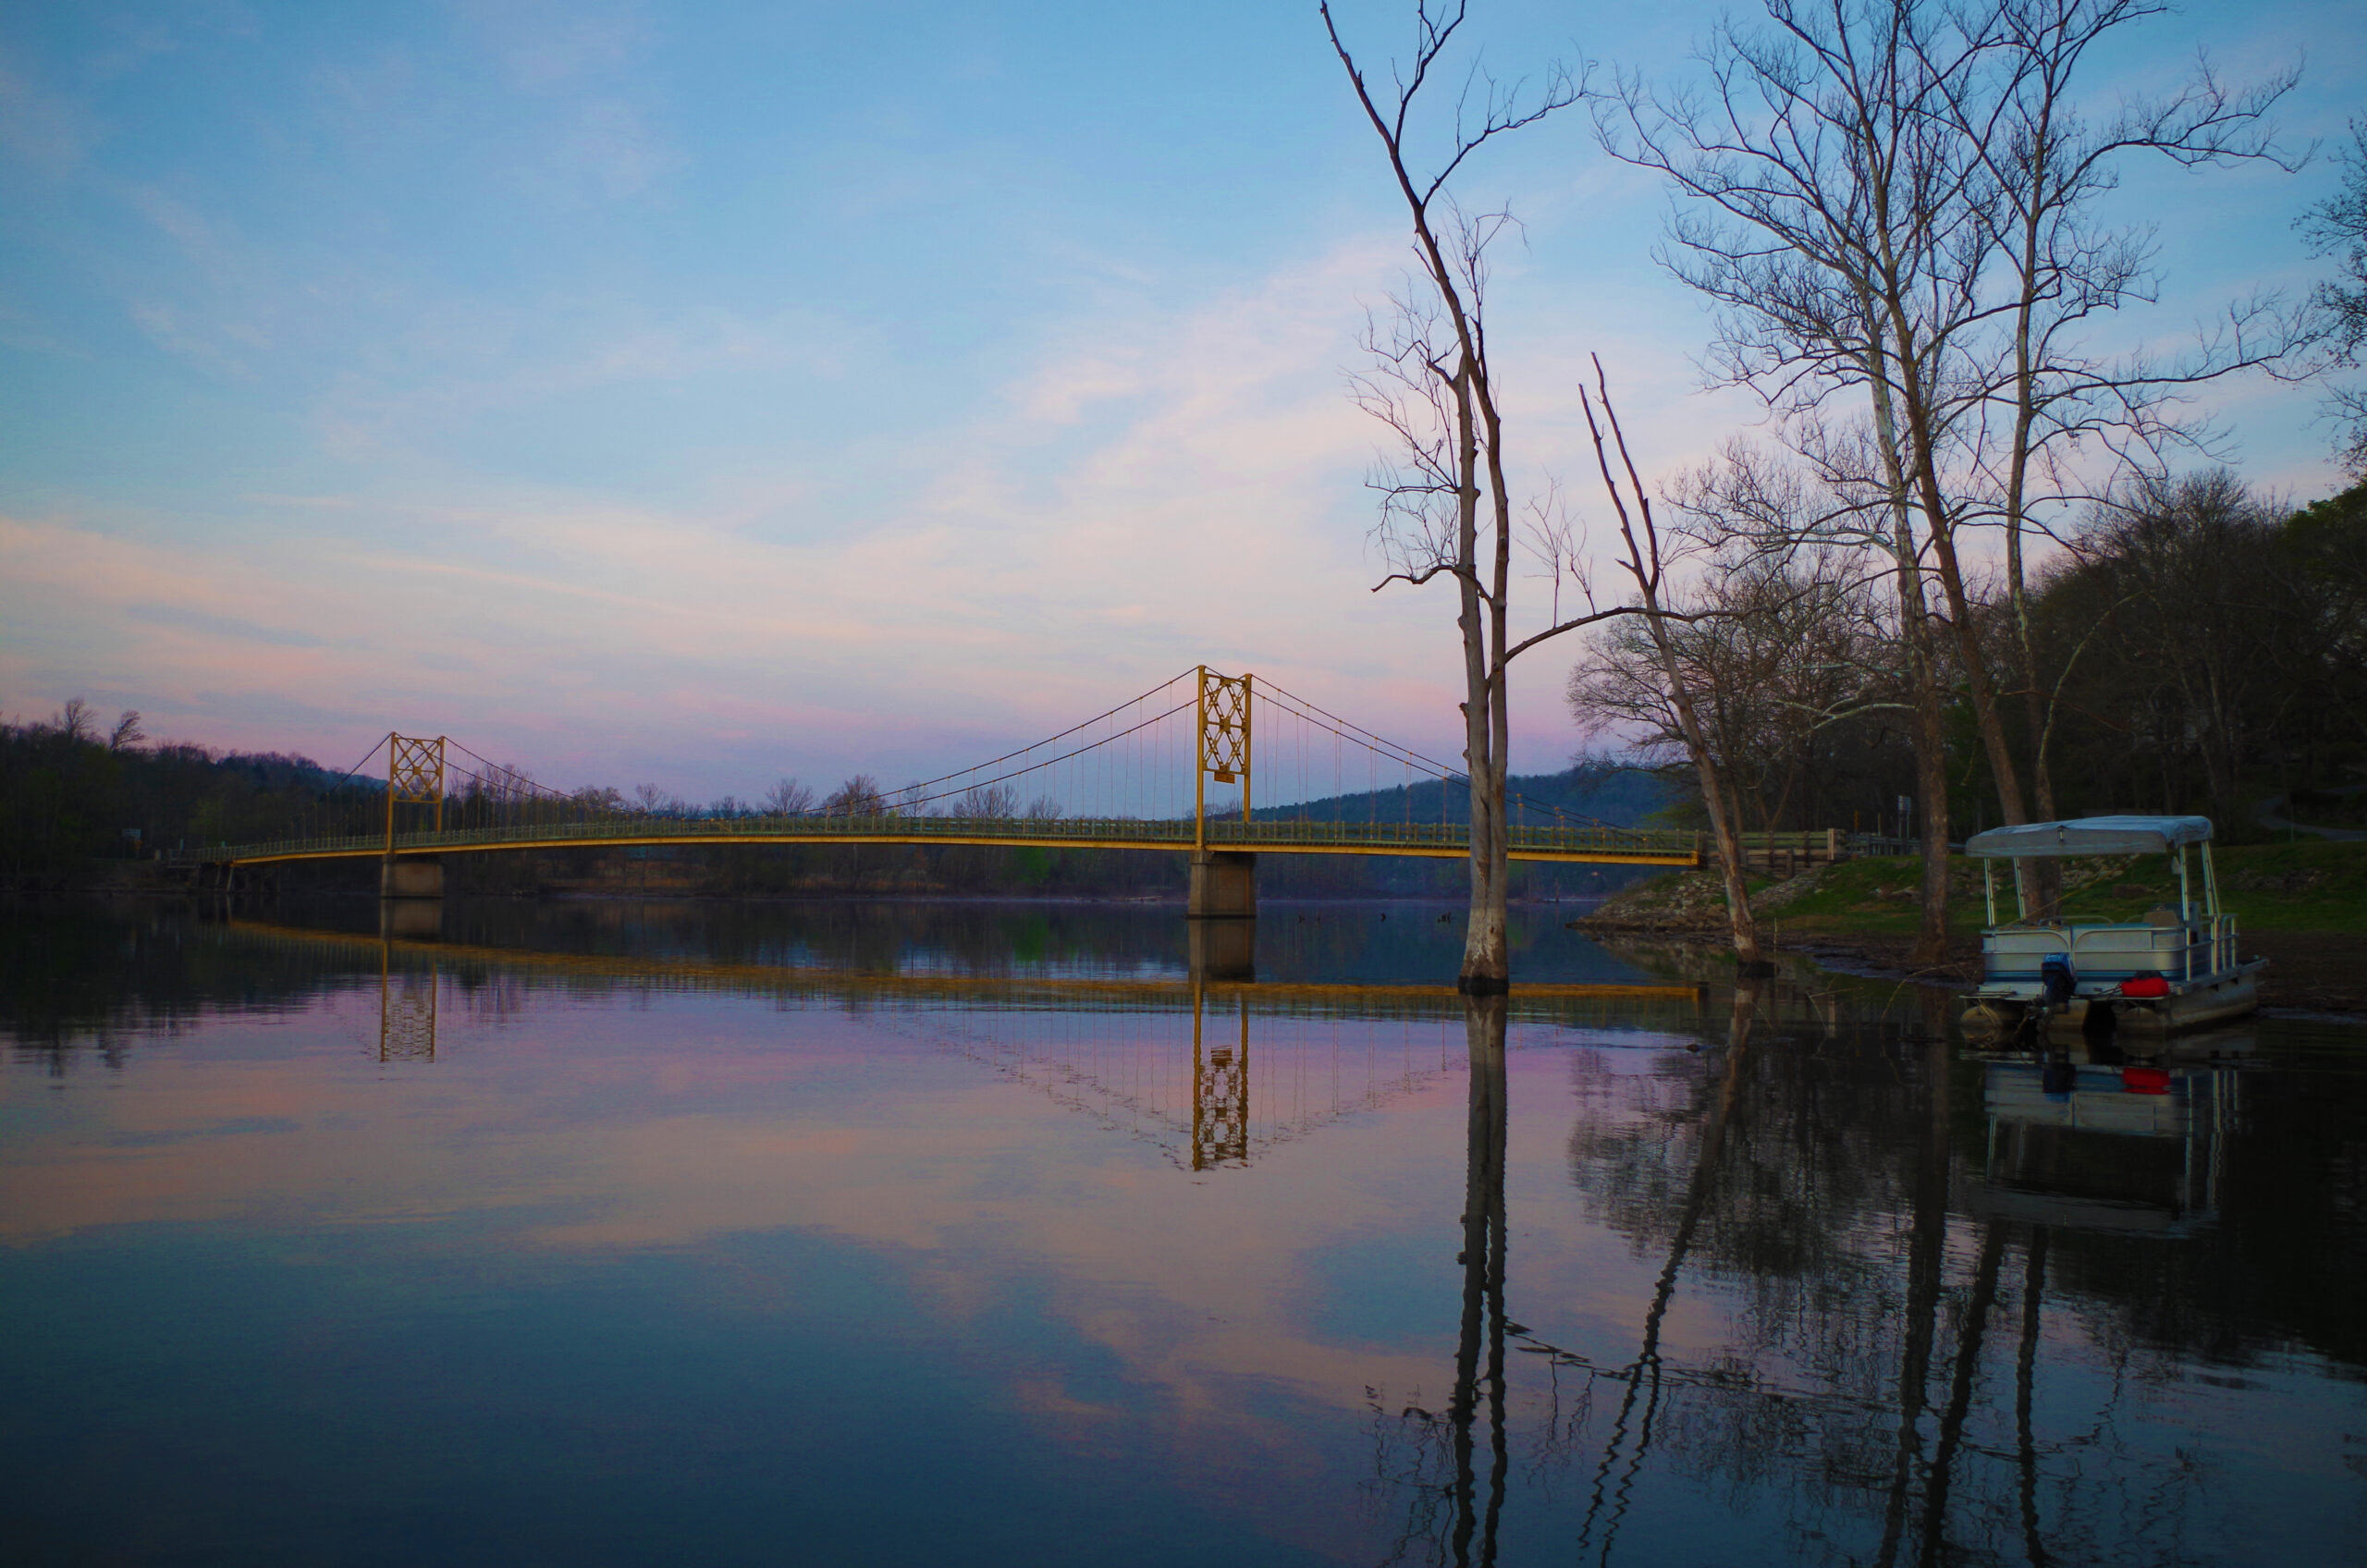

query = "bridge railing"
[
  {"left": 1206, "top": 817, "right": 1693, "bottom": 859},
  {"left": 197, "top": 812, "right": 1703, "bottom": 864}
]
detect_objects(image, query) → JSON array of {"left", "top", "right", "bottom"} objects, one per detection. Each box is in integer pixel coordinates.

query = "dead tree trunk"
[{"left": 1582, "top": 363, "right": 1764, "bottom": 971}]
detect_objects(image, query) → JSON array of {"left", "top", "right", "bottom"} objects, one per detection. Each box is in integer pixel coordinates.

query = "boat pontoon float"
[{"left": 1958, "top": 815, "right": 2263, "bottom": 1042}]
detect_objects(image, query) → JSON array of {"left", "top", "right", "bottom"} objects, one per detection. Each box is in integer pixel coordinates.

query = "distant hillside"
[
  {"left": 1248, "top": 768, "right": 1672, "bottom": 831},
  {"left": 3, "top": 715, "right": 381, "bottom": 887}
]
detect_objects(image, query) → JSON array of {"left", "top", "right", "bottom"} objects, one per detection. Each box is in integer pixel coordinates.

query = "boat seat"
[{"left": 2144, "top": 907, "right": 2182, "bottom": 927}]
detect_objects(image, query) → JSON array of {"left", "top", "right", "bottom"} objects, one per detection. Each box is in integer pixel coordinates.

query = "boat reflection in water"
[
  {"left": 2, "top": 901, "right": 2360, "bottom": 1567},
  {"left": 1966, "top": 1035, "right": 2251, "bottom": 1238}
]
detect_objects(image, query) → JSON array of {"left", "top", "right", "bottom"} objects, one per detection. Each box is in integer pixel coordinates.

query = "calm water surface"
[{"left": 5, "top": 898, "right": 2362, "bottom": 1565}]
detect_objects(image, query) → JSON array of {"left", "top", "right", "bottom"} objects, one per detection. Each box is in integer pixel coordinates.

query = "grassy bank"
[
  {"left": 1585, "top": 838, "right": 2367, "bottom": 937},
  {"left": 1768, "top": 839, "right": 2367, "bottom": 936}
]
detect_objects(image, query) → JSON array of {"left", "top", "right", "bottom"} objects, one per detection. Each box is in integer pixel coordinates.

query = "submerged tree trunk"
[{"left": 1461, "top": 755, "right": 1511, "bottom": 986}]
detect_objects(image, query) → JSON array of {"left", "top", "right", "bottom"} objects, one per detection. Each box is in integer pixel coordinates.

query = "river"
[{"left": 4, "top": 897, "right": 2361, "bottom": 1565}]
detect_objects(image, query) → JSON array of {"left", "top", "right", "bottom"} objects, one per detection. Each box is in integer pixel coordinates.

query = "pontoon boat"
[{"left": 1958, "top": 815, "right": 2263, "bottom": 1042}]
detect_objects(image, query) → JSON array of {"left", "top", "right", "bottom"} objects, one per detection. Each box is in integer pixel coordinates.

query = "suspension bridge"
[{"left": 188, "top": 667, "right": 1704, "bottom": 907}]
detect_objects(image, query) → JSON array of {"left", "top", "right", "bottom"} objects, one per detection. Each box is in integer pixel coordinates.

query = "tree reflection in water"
[
  {"left": 1367, "top": 972, "right": 2361, "bottom": 1567},
  {"left": 1365, "top": 993, "right": 1512, "bottom": 1568},
  {"left": 1578, "top": 978, "right": 1763, "bottom": 1566}
]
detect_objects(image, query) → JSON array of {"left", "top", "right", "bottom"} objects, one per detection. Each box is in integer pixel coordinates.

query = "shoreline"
[
  {"left": 1780, "top": 928, "right": 2367, "bottom": 1019},
  {"left": 1578, "top": 848, "right": 2367, "bottom": 1019}
]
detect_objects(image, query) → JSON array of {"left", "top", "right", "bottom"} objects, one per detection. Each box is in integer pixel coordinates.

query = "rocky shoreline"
[{"left": 1572, "top": 867, "right": 1838, "bottom": 936}]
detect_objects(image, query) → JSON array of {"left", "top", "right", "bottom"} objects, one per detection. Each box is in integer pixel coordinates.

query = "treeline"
[
  {"left": 1250, "top": 769, "right": 1670, "bottom": 832},
  {"left": 1572, "top": 474, "right": 2367, "bottom": 842},
  {"left": 0, "top": 703, "right": 371, "bottom": 887}
]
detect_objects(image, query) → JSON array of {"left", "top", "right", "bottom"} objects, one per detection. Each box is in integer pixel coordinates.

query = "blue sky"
[{"left": 3, "top": 0, "right": 2359, "bottom": 800}]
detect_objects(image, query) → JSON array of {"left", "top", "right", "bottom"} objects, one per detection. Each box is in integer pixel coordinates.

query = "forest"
[{"left": 1572, "top": 473, "right": 2367, "bottom": 842}]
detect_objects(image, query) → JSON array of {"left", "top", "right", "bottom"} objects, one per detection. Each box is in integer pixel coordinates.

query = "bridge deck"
[{"left": 199, "top": 815, "right": 1702, "bottom": 868}]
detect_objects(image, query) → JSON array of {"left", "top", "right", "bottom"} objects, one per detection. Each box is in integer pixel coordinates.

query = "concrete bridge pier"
[
  {"left": 1187, "top": 851, "right": 1256, "bottom": 983},
  {"left": 381, "top": 855, "right": 445, "bottom": 937},
  {"left": 1187, "top": 851, "right": 1256, "bottom": 919}
]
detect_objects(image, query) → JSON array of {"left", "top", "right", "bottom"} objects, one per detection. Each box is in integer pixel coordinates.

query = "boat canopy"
[{"left": 1964, "top": 815, "right": 2214, "bottom": 858}]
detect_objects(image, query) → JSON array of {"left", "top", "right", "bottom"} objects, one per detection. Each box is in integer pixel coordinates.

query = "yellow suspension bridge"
[{"left": 189, "top": 667, "right": 1706, "bottom": 900}]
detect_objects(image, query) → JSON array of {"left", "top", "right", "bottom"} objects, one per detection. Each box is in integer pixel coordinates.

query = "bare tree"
[
  {"left": 107, "top": 710, "right": 144, "bottom": 752},
  {"left": 1576, "top": 364, "right": 1764, "bottom": 968},
  {"left": 763, "top": 777, "right": 816, "bottom": 816},
  {"left": 954, "top": 783, "right": 1019, "bottom": 819},
  {"left": 1954, "top": 0, "right": 2301, "bottom": 908},
  {"left": 1324, "top": 0, "right": 1647, "bottom": 987},
  {"left": 1602, "top": 0, "right": 2300, "bottom": 957},
  {"left": 54, "top": 698, "right": 94, "bottom": 744},
  {"left": 1599, "top": 1, "right": 1992, "bottom": 959},
  {"left": 1574, "top": 516, "right": 1906, "bottom": 826},
  {"left": 823, "top": 775, "right": 885, "bottom": 817},
  {"left": 2300, "top": 120, "right": 2367, "bottom": 473},
  {"left": 1662, "top": 431, "right": 1959, "bottom": 956}
]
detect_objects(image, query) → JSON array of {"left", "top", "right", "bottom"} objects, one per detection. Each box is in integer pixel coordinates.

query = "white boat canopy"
[{"left": 1964, "top": 815, "right": 2214, "bottom": 858}]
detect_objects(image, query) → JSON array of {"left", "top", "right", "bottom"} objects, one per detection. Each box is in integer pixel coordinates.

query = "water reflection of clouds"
[
  {"left": 9, "top": 932, "right": 2362, "bottom": 1565},
  {"left": 0, "top": 986, "right": 1514, "bottom": 1415}
]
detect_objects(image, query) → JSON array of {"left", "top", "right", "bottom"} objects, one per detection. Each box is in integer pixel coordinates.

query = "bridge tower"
[
  {"left": 382, "top": 732, "right": 448, "bottom": 902},
  {"left": 1189, "top": 667, "right": 1257, "bottom": 923}
]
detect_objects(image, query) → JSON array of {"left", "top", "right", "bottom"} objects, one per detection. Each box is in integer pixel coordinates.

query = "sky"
[{"left": 2, "top": 0, "right": 2359, "bottom": 802}]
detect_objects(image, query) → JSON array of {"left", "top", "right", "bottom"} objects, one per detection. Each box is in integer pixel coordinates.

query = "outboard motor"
[
  {"left": 2040, "top": 954, "right": 2076, "bottom": 1009},
  {"left": 2033, "top": 954, "right": 2077, "bottom": 1040}
]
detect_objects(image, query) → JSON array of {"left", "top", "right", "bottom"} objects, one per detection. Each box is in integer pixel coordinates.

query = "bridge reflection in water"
[
  {"left": 233, "top": 920, "right": 1704, "bottom": 1172},
  {"left": 376, "top": 956, "right": 438, "bottom": 1062}
]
